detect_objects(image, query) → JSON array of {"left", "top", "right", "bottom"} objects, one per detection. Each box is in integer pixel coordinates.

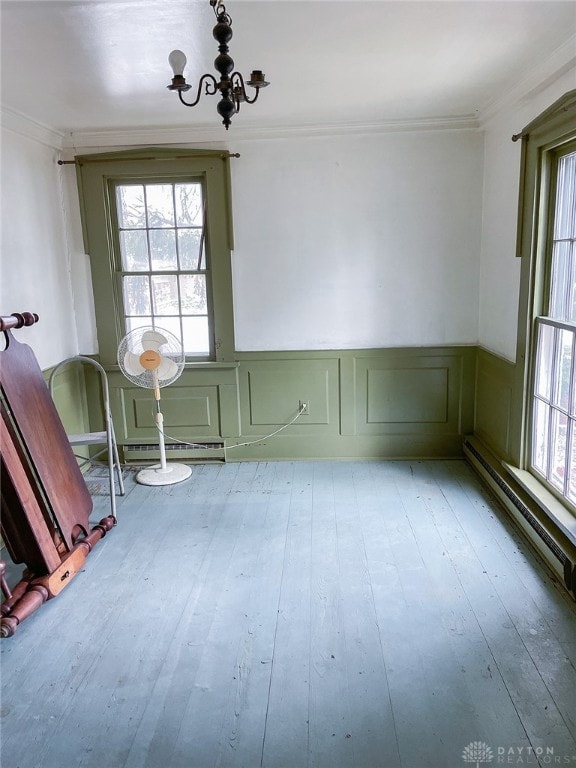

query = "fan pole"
[
  {"left": 135, "top": 372, "right": 192, "bottom": 486},
  {"left": 154, "top": 377, "right": 168, "bottom": 472}
]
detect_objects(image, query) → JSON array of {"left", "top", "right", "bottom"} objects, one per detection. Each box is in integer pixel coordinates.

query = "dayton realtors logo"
[
  {"left": 462, "top": 742, "right": 576, "bottom": 765},
  {"left": 462, "top": 742, "right": 494, "bottom": 767}
]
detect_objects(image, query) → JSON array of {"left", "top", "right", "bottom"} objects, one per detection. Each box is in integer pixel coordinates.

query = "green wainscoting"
[
  {"left": 90, "top": 346, "right": 478, "bottom": 462},
  {"left": 44, "top": 345, "right": 518, "bottom": 463},
  {"left": 473, "top": 347, "right": 516, "bottom": 461}
]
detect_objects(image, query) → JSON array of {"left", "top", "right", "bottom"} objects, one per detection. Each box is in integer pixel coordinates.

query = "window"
[
  {"left": 513, "top": 91, "right": 576, "bottom": 513},
  {"left": 531, "top": 149, "right": 576, "bottom": 506},
  {"left": 115, "top": 180, "right": 211, "bottom": 356},
  {"left": 76, "top": 149, "right": 235, "bottom": 365}
]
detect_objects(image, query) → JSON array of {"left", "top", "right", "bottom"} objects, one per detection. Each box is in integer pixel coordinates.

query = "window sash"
[
  {"left": 530, "top": 317, "right": 576, "bottom": 507},
  {"left": 120, "top": 271, "right": 211, "bottom": 358},
  {"left": 530, "top": 149, "right": 576, "bottom": 511},
  {"left": 113, "top": 179, "right": 214, "bottom": 360}
]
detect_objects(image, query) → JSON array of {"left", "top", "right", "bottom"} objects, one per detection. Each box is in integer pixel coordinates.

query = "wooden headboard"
[{"left": 0, "top": 312, "right": 115, "bottom": 637}]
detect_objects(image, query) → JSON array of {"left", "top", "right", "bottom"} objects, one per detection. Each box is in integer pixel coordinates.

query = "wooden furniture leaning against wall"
[{"left": 0, "top": 312, "right": 116, "bottom": 638}]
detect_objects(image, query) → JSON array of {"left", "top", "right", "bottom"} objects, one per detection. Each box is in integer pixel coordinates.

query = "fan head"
[{"left": 117, "top": 326, "right": 185, "bottom": 388}]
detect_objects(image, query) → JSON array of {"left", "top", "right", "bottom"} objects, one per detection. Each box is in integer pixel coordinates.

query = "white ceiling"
[{"left": 1, "top": 0, "right": 575, "bottom": 137}]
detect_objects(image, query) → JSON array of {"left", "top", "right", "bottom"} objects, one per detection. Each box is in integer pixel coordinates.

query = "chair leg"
[
  {"left": 110, "top": 423, "right": 125, "bottom": 496},
  {"left": 104, "top": 417, "right": 118, "bottom": 522},
  {"left": 106, "top": 447, "right": 117, "bottom": 521}
]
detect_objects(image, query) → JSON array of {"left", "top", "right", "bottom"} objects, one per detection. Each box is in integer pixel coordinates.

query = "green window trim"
[{"left": 75, "top": 147, "right": 236, "bottom": 365}]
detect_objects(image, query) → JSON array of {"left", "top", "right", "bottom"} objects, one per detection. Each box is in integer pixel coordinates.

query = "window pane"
[
  {"left": 149, "top": 229, "right": 177, "bottom": 270},
  {"left": 554, "top": 151, "right": 576, "bottom": 240},
  {"left": 182, "top": 316, "right": 210, "bottom": 356},
  {"left": 569, "top": 240, "right": 576, "bottom": 323},
  {"left": 549, "top": 409, "right": 568, "bottom": 492},
  {"left": 126, "top": 316, "right": 152, "bottom": 336},
  {"left": 571, "top": 350, "right": 576, "bottom": 418},
  {"left": 151, "top": 274, "right": 179, "bottom": 315},
  {"left": 154, "top": 316, "right": 182, "bottom": 343},
  {"left": 552, "top": 329, "right": 573, "bottom": 410},
  {"left": 123, "top": 275, "right": 151, "bottom": 316},
  {"left": 175, "top": 183, "right": 203, "bottom": 226},
  {"left": 145, "top": 184, "right": 174, "bottom": 228},
  {"left": 532, "top": 398, "right": 550, "bottom": 477},
  {"left": 568, "top": 425, "right": 576, "bottom": 505},
  {"left": 535, "top": 323, "right": 554, "bottom": 400},
  {"left": 178, "top": 229, "right": 204, "bottom": 270},
  {"left": 119, "top": 230, "right": 149, "bottom": 271},
  {"left": 116, "top": 185, "right": 146, "bottom": 228},
  {"left": 180, "top": 274, "right": 207, "bottom": 314},
  {"left": 549, "top": 240, "right": 570, "bottom": 319}
]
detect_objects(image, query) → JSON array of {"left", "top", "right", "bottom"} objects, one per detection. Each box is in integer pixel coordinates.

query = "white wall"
[
  {"left": 231, "top": 129, "right": 484, "bottom": 350},
  {"left": 0, "top": 121, "right": 97, "bottom": 368},
  {"left": 478, "top": 65, "right": 576, "bottom": 362}
]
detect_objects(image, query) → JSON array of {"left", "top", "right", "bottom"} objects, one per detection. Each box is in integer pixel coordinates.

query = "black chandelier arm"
[
  {"left": 231, "top": 72, "right": 261, "bottom": 105},
  {"left": 178, "top": 74, "right": 219, "bottom": 108}
]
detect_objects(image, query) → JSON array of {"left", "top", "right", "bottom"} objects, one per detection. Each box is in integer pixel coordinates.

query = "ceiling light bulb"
[{"left": 169, "top": 50, "right": 187, "bottom": 77}]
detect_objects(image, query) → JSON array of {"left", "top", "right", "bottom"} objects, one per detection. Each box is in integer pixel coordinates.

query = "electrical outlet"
[{"left": 299, "top": 400, "right": 309, "bottom": 414}]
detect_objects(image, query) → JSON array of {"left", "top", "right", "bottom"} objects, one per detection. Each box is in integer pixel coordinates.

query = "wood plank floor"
[{"left": 1, "top": 460, "right": 575, "bottom": 768}]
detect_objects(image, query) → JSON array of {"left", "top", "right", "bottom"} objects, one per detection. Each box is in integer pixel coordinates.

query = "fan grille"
[{"left": 117, "top": 326, "right": 185, "bottom": 388}]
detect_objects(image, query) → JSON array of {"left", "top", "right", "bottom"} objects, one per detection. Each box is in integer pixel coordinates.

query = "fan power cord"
[{"left": 158, "top": 402, "right": 307, "bottom": 451}]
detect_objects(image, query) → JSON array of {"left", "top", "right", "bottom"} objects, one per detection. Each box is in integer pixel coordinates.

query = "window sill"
[
  {"left": 108, "top": 360, "right": 239, "bottom": 372},
  {"left": 184, "top": 361, "right": 239, "bottom": 369},
  {"left": 503, "top": 463, "right": 576, "bottom": 546}
]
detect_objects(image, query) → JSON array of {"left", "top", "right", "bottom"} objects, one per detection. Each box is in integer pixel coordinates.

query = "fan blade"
[
  {"left": 156, "top": 355, "right": 179, "bottom": 381},
  {"left": 142, "top": 330, "right": 168, "bottom": 353},
  {"left": 123, "top": 351, "right": 146, "bottom": 377}
]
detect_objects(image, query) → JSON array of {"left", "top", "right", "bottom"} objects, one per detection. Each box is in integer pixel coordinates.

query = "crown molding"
[
  {"left": 0, "top": 106, "right": 65, "bottom": 149},
  {"left": 64, "top": 114, "right": 480, "bottom": 150},
  {"left": 479, "top": 33, "right": 576, "bottom": 127}
]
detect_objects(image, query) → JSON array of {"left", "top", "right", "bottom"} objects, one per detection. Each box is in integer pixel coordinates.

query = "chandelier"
[{"left": 167, "top": 0, "right": 269, "bottom": 130}]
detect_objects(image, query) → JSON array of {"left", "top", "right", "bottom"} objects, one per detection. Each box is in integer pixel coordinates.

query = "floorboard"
[{"left": 1, "top": 460, "right": 575, "bottom": 768}]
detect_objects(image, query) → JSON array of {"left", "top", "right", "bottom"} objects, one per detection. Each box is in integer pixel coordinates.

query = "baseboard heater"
[
  {"left": 463, "top": 435, "right": 576, "bottom": 600},
  {"left": 123, "top": 442, "right": 225, "bottom": 462}
]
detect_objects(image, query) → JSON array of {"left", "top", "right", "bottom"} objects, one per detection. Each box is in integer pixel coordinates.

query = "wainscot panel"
[
  {"left": 354, "top": 354, "right": 463, "bottom": 434},
  {"left": 238, "top": 357, "right": 339, "bottom": 432},
  {"left": 474, "top": 347, "right": 515, "bottom": 460},
  {"left": 132, "top": 388, "right": 214, "bottom": 431}
]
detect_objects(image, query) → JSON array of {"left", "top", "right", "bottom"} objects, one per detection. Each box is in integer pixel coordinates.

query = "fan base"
[{"left": 136, "top": 463, "right": 192, "bottom": 486}]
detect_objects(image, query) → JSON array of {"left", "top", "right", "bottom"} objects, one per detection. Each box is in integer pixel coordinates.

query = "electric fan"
[{"left": 117, "top": 326, "right": 192, "bottom": 486}]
